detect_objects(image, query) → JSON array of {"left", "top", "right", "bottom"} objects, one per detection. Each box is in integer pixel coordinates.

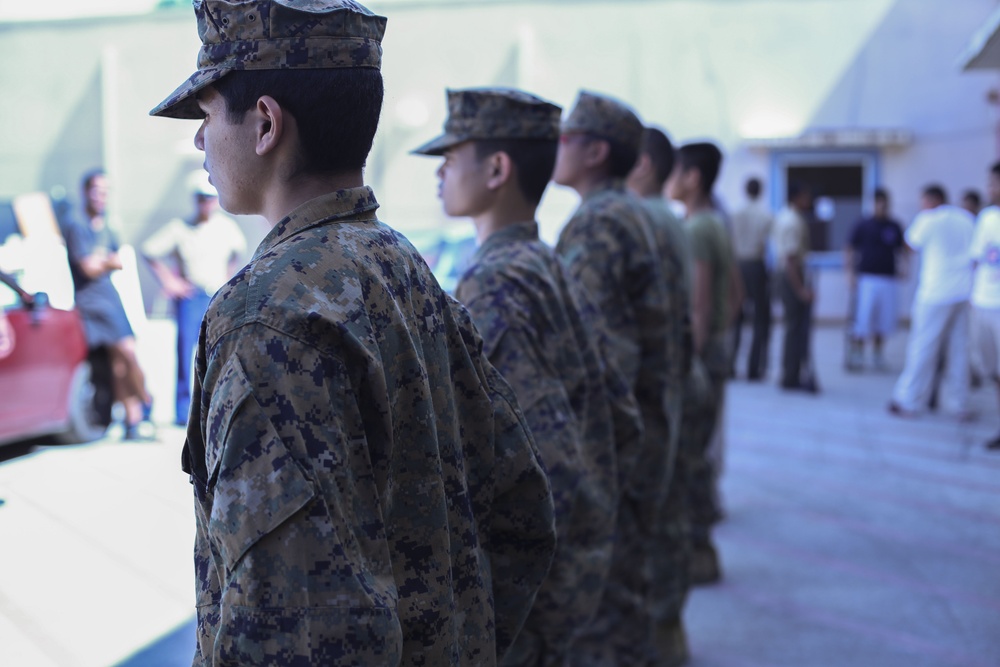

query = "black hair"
[
  {"left": 788, "top": 180, "right": 811, "bottom": 202},
  {"left": 874, "top": 187, "right": 889, "bottom": 203},
  {"left": 963, "top": 189, "right": 981, "bottom": 208},
  {"left": 640, "top": 127, "right": 675, "bottom": 186},
  {"left": 213, "top": 68, "right": 383, "bottom": 175},
  {"left": 82, "top": 168, "right": 106, "bottom": 191},
  {"left": 676, "top": 142, "right": 723, "bottom": 195},
  {"left": 474, "top": 138, "right": 557, "bottom": 206},
  {"left": 991, "top": 161, "right": 1000, "bottom": 177},
  {"left": 923, "top": 184, "right": 947, "bottom": 204},
  {"left": 745, "top": 177, "right": 762, "bottom": 198},
  {"left": 606, "top": 137, "right": 640, "bottom": 179}
]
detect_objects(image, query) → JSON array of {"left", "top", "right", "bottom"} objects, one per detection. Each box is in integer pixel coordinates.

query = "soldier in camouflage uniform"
[
  {"left": 553, "top": 91, "right": 678, "bottom": 667},
  {"left": 666, "top": 142, "right": 739, "bottom": 593},
  {"left": 413, "top": 88, "right": 644, "bottom": 667},
  {"left": 626, "top": 126, "right": 695, "bottom": 667},
  {"left": 150, "top": 3, "right": 556, "bottom": 665}
]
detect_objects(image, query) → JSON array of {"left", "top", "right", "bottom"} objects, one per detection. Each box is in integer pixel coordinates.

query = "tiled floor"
[{"left": 0, "top": 323, "right": 997, "bottom": 666}]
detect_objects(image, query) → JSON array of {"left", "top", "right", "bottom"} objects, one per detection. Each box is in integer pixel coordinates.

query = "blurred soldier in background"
[
  {"left": 414, "top": 86, "right": 642, "bottom": 667},
  {"left": 150, "top": 1, "right": 556, "bottom": 663},
  {"left": 626, "top": 125, "right": 695, "bottom": 666},
  {"left": 666, "top": 142, "right": 738, "bottom": 593},
  {"left": 554, "top": 90, "right": 674, "bottom": 667}
]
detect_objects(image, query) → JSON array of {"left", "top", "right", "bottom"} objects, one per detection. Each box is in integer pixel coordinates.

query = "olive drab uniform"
[
  {"left": 182, "top": 188, "right": 556, "bottom": 665},
  {"left": 554, "top": 88, "right": 676, "bottom": 667}
]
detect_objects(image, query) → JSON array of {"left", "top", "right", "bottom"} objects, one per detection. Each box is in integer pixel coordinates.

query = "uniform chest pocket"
[{"left": 205, "top": 354, "right": 317, "bottom": 574}]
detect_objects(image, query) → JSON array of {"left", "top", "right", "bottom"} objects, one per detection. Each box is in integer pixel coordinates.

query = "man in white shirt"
[
  {"left": 731, "top": 176, "right": 773, "bottom": 380},
  {"left": 971, "top": 163, "right": 1000, "bottom": 449},
  {"left": 773, "top": 182, "right": 817, "bottom": 392},
  {"left": 889, "top": 184, "right": 974, "bottom": 419},
  {"left": 142, "top": 171, "right": 247, "bottom": 425}
]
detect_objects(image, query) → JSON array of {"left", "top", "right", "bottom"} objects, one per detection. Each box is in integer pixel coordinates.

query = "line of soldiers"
[
  {"left": 148, "top": 1, "right": 737, "bottom": 665},
  {"left": 411, "top": 87, "right": 736, "bottom": 667}
]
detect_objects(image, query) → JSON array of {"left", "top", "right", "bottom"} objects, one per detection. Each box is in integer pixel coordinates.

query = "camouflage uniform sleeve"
[
  {"left": 572, "top": 287, "right": 645, "bottom": 504},
  {"left": 480, "top": 360, "right": 557, "bottom": 658},
  {"left": 185, "top": 326, "right": 404, "bottom": 666},
  {"left": 487, "top": 324, "right": 602, "bottom": 656}
]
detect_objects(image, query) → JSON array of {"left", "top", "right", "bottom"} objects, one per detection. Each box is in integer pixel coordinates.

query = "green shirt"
[{"left": 686, "top": 209, "right": 733, "bottom": 337}]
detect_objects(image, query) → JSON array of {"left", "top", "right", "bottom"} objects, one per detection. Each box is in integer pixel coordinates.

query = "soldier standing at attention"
[
  {"left": 554, "top": 91, "right": 674, "bottom": 667},
  {"left": 626, "top": 126, "right": 696, "bottom": 666},
  {"left": 149, "top": 2, "right": 556, "bottom": 665},
  {"left": 413, "top": 87, "right": 643, "bottom": 667},
  {"left": 666, "top": 142, "right": 739, "bottom": 591}
]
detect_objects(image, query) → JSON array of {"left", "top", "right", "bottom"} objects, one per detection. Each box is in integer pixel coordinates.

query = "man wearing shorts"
[
  {"left": 845, "top": 188, "right": 905, "bottom": 371},
  {"left": 971, "top": 162, "right": 1000, "bottom": 450}
]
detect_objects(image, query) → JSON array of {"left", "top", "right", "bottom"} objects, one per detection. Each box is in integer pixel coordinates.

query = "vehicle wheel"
[{"left": 59, "top": 357, "right": 113, "bottom": 444}]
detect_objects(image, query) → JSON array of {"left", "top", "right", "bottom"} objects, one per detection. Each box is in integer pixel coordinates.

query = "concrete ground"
[{"left": 0, "top": 321, "right": 998, "bottom": 666}]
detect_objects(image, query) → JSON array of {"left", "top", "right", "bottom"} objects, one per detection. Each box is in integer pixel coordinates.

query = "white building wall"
[{"left": 0, "top": 0, "right": 996, "bottom": 317}]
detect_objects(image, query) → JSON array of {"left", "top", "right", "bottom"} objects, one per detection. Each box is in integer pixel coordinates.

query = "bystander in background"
[
  {"left": 63, "top": 169, "right": 152, "bottom": 440},
  {"left": 142, "top": 171, "right": 246, "bottom": 426},
  {"left": 730, "top": 176, "right": 772, "bottom": 381},
  {"left": 845, "top": 188, "right": 905, "bottom": 372},
  {"left": 888, "top": 184, "right": 974, "bottom": 419}
]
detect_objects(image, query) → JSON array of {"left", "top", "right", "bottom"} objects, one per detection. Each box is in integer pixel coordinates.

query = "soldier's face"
[
  {"left": 552, "top": 133, "right": 590, "bottom": 188},
  {"left": 194, "top": 87, "right": 261, "bottom": 216},
  {"left": 437, "top": 142, "right": 493, "bottom": 218}
]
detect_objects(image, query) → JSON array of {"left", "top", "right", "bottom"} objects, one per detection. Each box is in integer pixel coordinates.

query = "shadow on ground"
[{"left": 114, "top": 617, "right": 196, "bottom": 667}]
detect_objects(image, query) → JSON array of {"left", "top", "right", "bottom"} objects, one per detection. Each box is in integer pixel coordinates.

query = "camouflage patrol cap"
[
  {"left": 412, "top": 88, "right": 562, "bottom": 156},
  {"left": 561, "top": 90, "right": 643, "bottom": 153},
  {"left": 150, "top": 0, "right": 386, "bottom": 120}
]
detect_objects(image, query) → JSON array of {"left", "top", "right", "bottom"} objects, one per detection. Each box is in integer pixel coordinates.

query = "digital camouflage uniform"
[
  {"left": 413, "top": 88, "right": 643, "bottom": 667},
  {"left": 150, "top": 4, "right": 557, "bottom": 666},
  {"left": 555, "top": 92, "right": 675, "bottom": 667},
  {"left": 639, "top": 197, "right": 696, "bottom": 626},
  {"left": 183, "top": 188, "right": 556, "bottom": 666}
]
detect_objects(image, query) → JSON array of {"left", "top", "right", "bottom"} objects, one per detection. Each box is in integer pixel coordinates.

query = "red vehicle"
[
  {"left": 0, "top": 272, "right": 112, "bottom": 446},
  {"left": 0, "top": 195, "right": 113, "bottom": 447}
]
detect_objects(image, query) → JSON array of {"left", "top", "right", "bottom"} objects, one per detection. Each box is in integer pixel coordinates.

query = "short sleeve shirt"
[
  {"left": 142, "top": 212, "right": 247, "bottom": 294},
  {"left": 772, "top": 206, "right": 809, "bottom": 269},
  {"left": 849, "top": 216, "right": 905, "bottom": 276},
  {"left": 971, "top": 205, "right": 1000, "bottom": 308},
  {"left": 906, "top": 204, "right": 974, "bottom": 304},
  {"left": 686, "top": 210, "right": 733, "bottom": 337}
]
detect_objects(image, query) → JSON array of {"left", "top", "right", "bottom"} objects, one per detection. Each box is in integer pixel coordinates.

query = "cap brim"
[
  {"left": 410, "top": 132, "right": 467, "bottom": 156},
  {"left": 149, "top": 67, "right": 232, "bottom": 119}
]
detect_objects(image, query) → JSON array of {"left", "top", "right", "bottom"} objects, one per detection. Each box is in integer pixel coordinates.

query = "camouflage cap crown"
[
  {"left": 151, "top": 0, "right": 386, "bottom": 119},
  {"left": 412, "top": 88, "right": 562, "bottom": 156},
  {"left": 561, "top": 90, "right": 643, "bottom": 153}
]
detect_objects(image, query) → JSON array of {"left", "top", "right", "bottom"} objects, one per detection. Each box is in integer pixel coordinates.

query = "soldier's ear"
[
  {"left": 486, "top": 152, "right": 513, "bottom": 191},
  {"left": 582, "top": 138, "right": 610, "bottom": 169},
  {"left": 254, "top": 95, "right": 284, "bottom": 157}
]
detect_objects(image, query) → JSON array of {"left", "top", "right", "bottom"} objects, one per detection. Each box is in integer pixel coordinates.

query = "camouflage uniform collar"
[
  {"left": 254, "top": 186, "right": 379, "bottom": 260},
  {"left": 476, "top": 220, "right": 539, "bottom": 257},
  {"left": 582, "top": 177, "right": 628, "bottom": 202}
]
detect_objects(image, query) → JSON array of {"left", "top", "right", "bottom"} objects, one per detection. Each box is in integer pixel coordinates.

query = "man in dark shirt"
[{"left": 845, "top": 188, "right": 905, "bottom": 371}]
